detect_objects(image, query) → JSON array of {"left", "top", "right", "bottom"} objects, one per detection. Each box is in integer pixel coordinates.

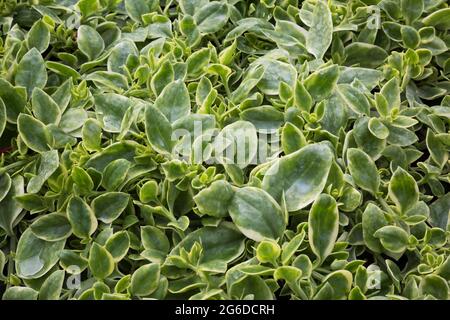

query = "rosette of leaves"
[{"left": 0, "top": 0, "right": 449, "bottom": 301}]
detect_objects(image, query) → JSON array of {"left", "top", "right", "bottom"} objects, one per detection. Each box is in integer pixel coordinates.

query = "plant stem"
[{"left": 6, "top": 235, "right": 17, "bottom": 289}]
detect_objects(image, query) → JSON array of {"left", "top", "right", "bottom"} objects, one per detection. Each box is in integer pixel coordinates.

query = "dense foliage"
[{"left": 0, "top": 0, "right": 449, "bottom": 300}]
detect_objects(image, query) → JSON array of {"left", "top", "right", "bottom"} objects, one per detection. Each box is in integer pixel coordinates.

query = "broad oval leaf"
[
  {"left": 94, "top": 93, "right": 132, "bottom": 133},
  {"left": 15, "top": 229, "right": 65, "bottom": 279},
  {"left": 194, "top": 180, "right": 234, "bottom": 218},
  {"left": 78, "top": 25, "right": 105, "bottom": 60},
  {"left": 130, "top": 263, "right": 160, "bottom": 296},
  {"left": 347, "top": 148, "right": 380, "bottom": 195},
  {"left": 15, "top": 48, "right": 47, "bottom": 97},
  {"left": 31, "top": 88, "right": 61, "bottom": 125},
  {"left": 228, "top": 187, "right": 285, "bottom": 242},
  {"left": 105, "top": 231, "right": 130, "bottom": 262},
  {"left": 304, "top": 64, "right": 339, "bottom": 101},
  {"left": 388, "top": 167, "right": 419, "bottom": 213},
  {"left": 154, "top": 80, "right": 190, "bottom": 123},
  {"left": 67, "top": 196, "right": 98, "bottom": 239},
  {"left": 262, "top": 143, "right": 333, "bottom": 211},
  {"left": 362, "top": 204, "right": 388, "bottom": 253},
  {"left": 194, "top": 2, "right": 229, "bottom": 34},
  {"left": 89, "top": 243, "right": 114, "bottom": 279},
  {"left": 17, "top": 114, "right": 53, "bottom": 153},
  {"left": 101, "top": 159, "right": 131, "bottom": 191},
  {"left": 92, "top": 192, "right": 130, "bottom": 224},
  {"left": 26, "top": 20, "right": 50, "bottom": 53},
  {"left": 2, "top": 287, "right": 39, "bottom": 300},
  {"left": 373, "top": 226, "right": 409, "bottom": 254},
  {"left": 169, "top": 224, "right": 245, "bottom": 272},
  {"left": 30, "top": 213, "right": 72, "bottom": 242}
]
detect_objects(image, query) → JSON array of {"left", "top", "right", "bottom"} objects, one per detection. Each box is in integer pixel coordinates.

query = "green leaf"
[
  {"left": 180, "top": 15, "right": 201, "bottom": 46},
  {"left": 101, "top": 159, "right": 131, "bottom": 191},
  {"left": 89, "top": 243, "right": 115, "bottom": 279},
  {"left": 256, "top": 240, "right": 281, "bottom": 265},
  {"left": 0, "top": 78, "right": 27, "bottom": 123},
  {"left": 228, "top": 187, "right": 285, "bottom": 241},
  {"left": 141, "top": 226, "right": 170, "bottom": 260},
  {"left": 256, "top": 59, "right": 297, "bottom": 96},
  {"left": 67, "top": 196, "right": 98, "bottom": 239},
  {"left": 373, "top": 226, "right": 409, "bottom": 253},
  {"left": 108, "top": 40, "right": 138, "bottom": 75},
  {"left": 347, "top": 148, "right": 380, "bottom": 195},
  {"left": 92, "top": 192, "right": 129, "bottom": 224},
  {"left": 308, "top": 194, "right": 339, "bottom": 263},
  {"left": 30, "top": 213, "right": 72, "bottom": 242},
  {"left": 2, "top": 287, "right": 38, "bottom": 300},
  {"left": 281, "top": 122, "right": 307, "bottom": 155},
  {"left": 39, "top": 270, "right": 65, "bottom": 300},
  {"left": 27, "top": 150, "right": 59, "bottom": 194},
  {"left": 344, "top": 43, "right": 388, "bottom": 68},
  {"left": 401, "top": 0, "right": 424, "bottom": 24},
  {"left": 77, "top": 25, "right": 105, "bottom": 60},
  {"left": 304, "top": 64, "right": 339, "bottom": 101},
  {"left": 31, "top": 88, "right": 61, "bottom": 125},
  {"left": 72, "top": 166, "right": 94, "bottom": 195},
  {"left": 429, "top": 193, "right": 450, "bottom": 230},
  {"left": 321, "top": 270, "right": 353, "bottom": 299},
  {"left": 426, "top": 129, "right": 448, "bottom": 168},
  {"left": 337, "top": 84, "right": 370, "bottom": 115},
  {"left": 389, "top": 167, "right": 419, "bottom": 213},
  {"left": 422, "top": 8, "right": 450, "bottom": 30},
  {"left": 82, "top": 119, "right": 102, "bottom": 152},
  {"left": 229, "top": 275, "right": 274, "bottom": 300},
  {"left": 105, "top": 231, "right": 130, "bottom": 262},
  {"left": 0, "top": 175, "right": 24, "bottom": 236},
  {"left": 194, "top": 180, "right": 234, "bottom": 218},
  {"left": 145, "top": 103, "right": 173, "bottom": 154},
  {"left": 77, "top": 0, "right": 100, "bottom": 17},
  {"left": 169, "top": 224, "right": 245, "bottom": 272},
  {"left": 15, "top": 48, "right": 47, "bottom": 97},
  {"left": 59, "top": 250, "right": 88, "bottom": 274},
  {"left": 59, "top": 108, "right": 88, "bottom": 133},
  {"left": 401, "top": 26, "right": 420, "bottom": 49},
  {"left": 130, "top": 263, "right": 160, "bottom": 296},
  {"left": 139, "top": 180, "right": 159, "bottom": 203},
  {"left": 0, "top": 171, "right": 11, "bottom": 203},
  {"left": 419, "top": 274, "right": 449, "bottom": 299},
  {"left": 94, "top": 93, "right": 132, "bottom": 133},
  {"left": 17, "top": 114, "right": 53, "bottom": 153},
  {"left": 194, "top": 2, "right": 229, "bottom": 34},
  {"left": 15, "top": 229, "right": 65, "bottom": 279},
  {"left": 154, "top": 80, "right": 190, "bottom": 123},
  {"left": 150, "top": 60, "right": 174, "bottom": 96},
  {"left": 281, "top": 231, "right": 305, "bottom": 265},
  {"left": 124, "top": 0, "right": 150, "bottom": 23},
  {"left": 306, "top": 0, "right": 333, "bottom": 59},
  {"left": 262, "top": 143, "right": 333, "bottom": 211},
  {"left": 46, "top": 61, "right": 80, "bottom": 80},
  {"left": 26, "top": 19, "right": 50, "bottom": 53},
  {"left": 294, "top": 80, "right": 313, "bottom": 112},
  {"left": 180, "top": 0, "right": 208, "bottom": 15},
  {"left": 368, "top": 118, "right": 389, "bottom": 139},
  {"left": 362, "top": 204, "right": 388, "bottom": 253},
  {"left": 240, "top": 106, "right": 284, "bottom": 132},
  {"left": 186, "top": 48, "right": 211, "bottom": 77}
]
